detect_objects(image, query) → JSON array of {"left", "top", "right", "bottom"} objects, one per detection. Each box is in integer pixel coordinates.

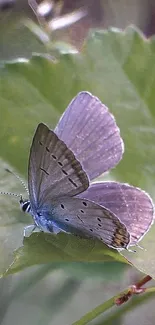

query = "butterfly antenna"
[
  {"left": 5, "top": 168, "right": 29, "bottom": 195},
  {"left": 0, "top": 191, "right": 22, "bottom": 199}
]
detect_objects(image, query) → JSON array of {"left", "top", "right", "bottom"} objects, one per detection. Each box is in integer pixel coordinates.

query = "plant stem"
[
  {"left": 72, "top": 289, "right": 128, "bottom": 325},
  {"left": 72, "top": 275, "right": 155, "bottom": 325},
  {"left": 135, "top": 275, "right": 152, "bottom": 288}
]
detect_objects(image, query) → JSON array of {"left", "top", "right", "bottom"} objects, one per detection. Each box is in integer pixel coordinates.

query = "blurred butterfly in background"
[{"left": 18, "top": 91, "right": 154, "bottom": 250}]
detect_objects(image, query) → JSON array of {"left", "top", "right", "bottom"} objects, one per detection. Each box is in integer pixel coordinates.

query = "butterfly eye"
[{"left": 21, "top": 200, "right": 31, "bottom": 213}]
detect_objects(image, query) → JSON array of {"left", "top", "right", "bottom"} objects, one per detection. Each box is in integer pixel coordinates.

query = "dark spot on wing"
[
  {"left": 68, "top": 177, "right": 78, "bottom": 188},
  {"left": 83, "top": 201, "right": 87, "bottom": 206},
  {"left": 90, "top": 228, "right": 93, "bottom": 232},
  {"left": 39, "top": 141, "right": 43, "bottom": 146},
  {"left": 52, "top": 154, "right": 57, "bottom": 159},
  {"left": 98, "top": 224, "right": 102, "bottom": 227},
  {"left": 65, "top": 218, "right": 69, "bottom": 221},
  {"left": 97, "top": 217, "right": 101, "bottom": 222},
  {"left": 40, "top": 167, "right": 49, "bottom": 175},
  {"left": 132, "top": 235, "right": 138, "bottom": 239},
  {"left": 46, "top": 146, "right": 50, "bottom": 152},
  {"left": 120, "top": 241, "right": 126, "bottom": 247},
  {"left": 62, "top": 169, "right": 68, "bottom": 175},
  {"left": 61, "top": 204, "right": 65, "bottom": 209},
  {"left": 80, "top": 210, "right": 84, "bottom": 213},
  {"left": 58, "top": 161, "right": 63, "bottom": 166}
]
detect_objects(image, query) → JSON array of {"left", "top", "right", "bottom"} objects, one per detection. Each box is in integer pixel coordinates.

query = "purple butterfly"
[{"left": 20, "top": 92, "right": 154, "bottom": 249}]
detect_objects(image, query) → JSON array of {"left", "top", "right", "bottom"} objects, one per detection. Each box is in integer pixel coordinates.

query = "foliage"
[{"left": 0, "top": 25, "right": 155, "bottom": 324}]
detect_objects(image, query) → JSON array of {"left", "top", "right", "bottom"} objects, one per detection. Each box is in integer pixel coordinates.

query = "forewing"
[
  {"left": 78, "top": 182, "right": 155, "bottom": 245},
  {"left": 28, "top": 123, "right": 89, "bottom": 209},
  {"left": 44, "top": 197, "right": 130, "bottom": 249},
  {"left": 55, "top": 91, "right": 124, "bottom": 181}
]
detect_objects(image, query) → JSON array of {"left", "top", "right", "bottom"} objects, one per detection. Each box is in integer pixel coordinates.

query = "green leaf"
[
  {"left": 0, "top": 26, "right": 155, "bottom": 277},
  {"left": 0, "top": 16, "right": 46, "bottom": 61},
  {"left": 4, "top": 233, "right": 128, "bottom": 276}
]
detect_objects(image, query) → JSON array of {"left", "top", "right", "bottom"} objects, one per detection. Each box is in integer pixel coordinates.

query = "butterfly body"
[{"left": 21, "top": 198, "right": 63, "bottom": 234}]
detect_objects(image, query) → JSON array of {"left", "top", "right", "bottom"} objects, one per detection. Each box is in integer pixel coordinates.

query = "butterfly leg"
[{"left": 24, "top": 224, "right": 37, "bottom": 237}]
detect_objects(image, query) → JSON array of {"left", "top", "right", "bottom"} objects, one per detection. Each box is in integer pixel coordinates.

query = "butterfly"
[
  {"left": 19, "top": 91, "right": 133, "bottom": 250},
  {"left": 6, "top": 90, "right": 151, "bottom": 250}
]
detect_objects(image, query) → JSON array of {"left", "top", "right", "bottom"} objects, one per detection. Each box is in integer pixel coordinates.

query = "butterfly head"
[{"left": 20, "top": 197, "right": 31, "bottom": 214}]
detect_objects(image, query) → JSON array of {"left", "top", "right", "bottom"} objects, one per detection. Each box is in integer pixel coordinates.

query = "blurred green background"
[{"left": 0, "top": 1, "right": 155, "bottom": 324}]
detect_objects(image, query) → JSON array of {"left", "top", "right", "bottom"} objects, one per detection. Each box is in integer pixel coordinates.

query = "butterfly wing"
[
  {"left": 55, "top": 91, "right": 124, "bottom": 181},
  {"left": 39, "top": 196, "right": 130, "bottom": 249},
  {"left": 78, "top": 182, "right": 155, "bottom": 245},
  {"left": 28, "top": 123, "right": 89, "bottom": 210}
]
